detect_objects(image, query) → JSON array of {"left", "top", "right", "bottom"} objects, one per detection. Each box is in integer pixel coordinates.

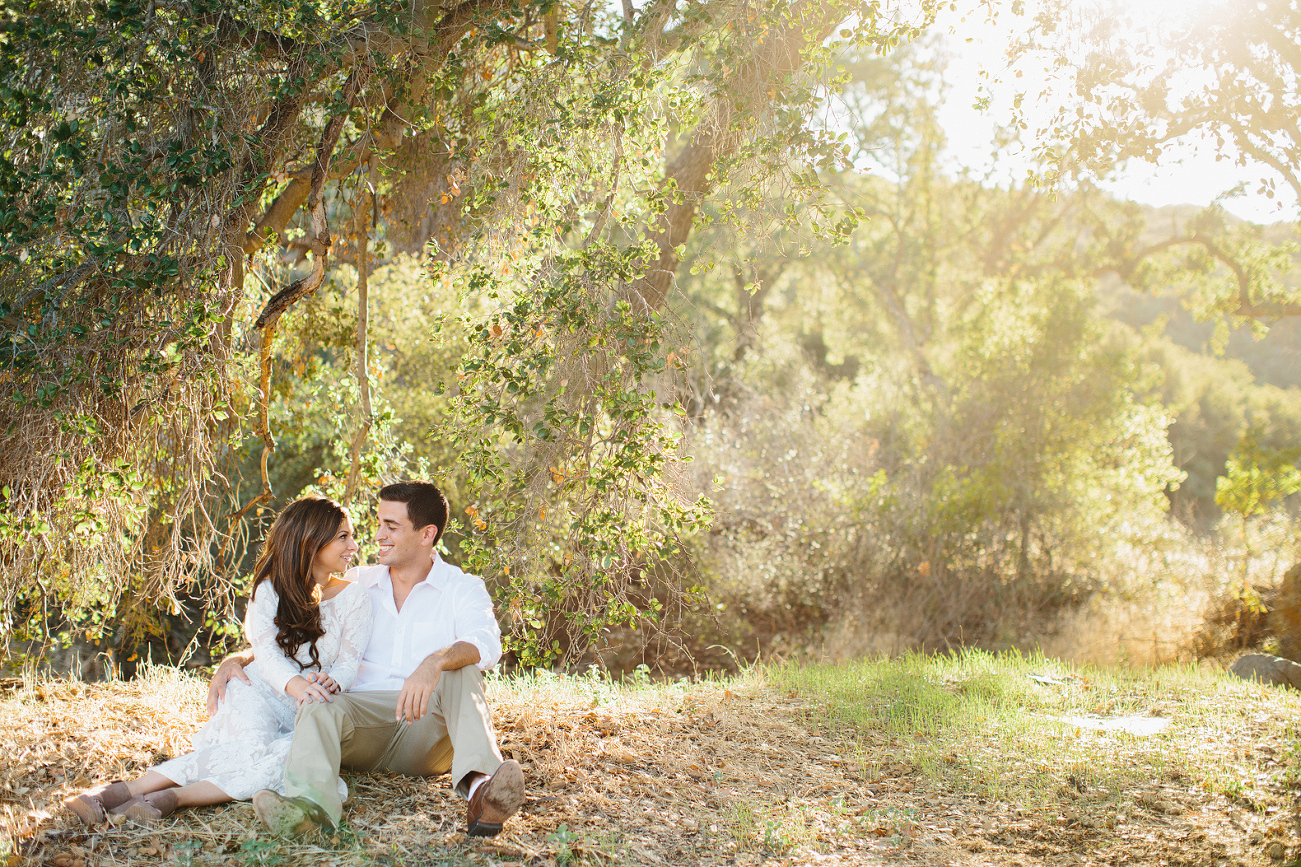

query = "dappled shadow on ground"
[{"left": 0, "top": 670, "right": 1293, "bottom": 866}]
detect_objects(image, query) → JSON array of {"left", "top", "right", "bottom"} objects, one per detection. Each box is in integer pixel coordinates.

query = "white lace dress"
[{"left": 153, "top": 580, "right": 372, "bottom": 800}]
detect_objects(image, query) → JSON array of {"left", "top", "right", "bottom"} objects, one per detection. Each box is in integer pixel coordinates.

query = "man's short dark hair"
[{"left": 379, "top": 481, "right": 449, "bottom": 543}]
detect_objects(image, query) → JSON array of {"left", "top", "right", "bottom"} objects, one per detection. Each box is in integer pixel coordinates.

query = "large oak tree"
[{"left": 0, "top": 0, "right": 932, "bottom": 656}]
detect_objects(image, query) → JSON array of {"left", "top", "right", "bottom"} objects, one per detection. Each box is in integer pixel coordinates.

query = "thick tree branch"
[
  {"left": 243, "top": 179, "right": 311, "bottom": 255},
  {"left": 628, "top": 1, "right": 840, "bottom": 312},
  {"left": 241, "top": 0, "right": 511, "bottom": 258},
  {"left": 254, "top": 69, "right": 368, "bottom": 332},
  {"left": 1097, "top": 232, "right": 1301, "bottom": 319}
]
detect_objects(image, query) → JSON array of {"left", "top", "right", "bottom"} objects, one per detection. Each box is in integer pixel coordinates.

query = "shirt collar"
[
  {"left": 422, "top": 554, "right": 449, "bottom": 591},
  {"left": 351, "top": 564, "right": 386, "bottom": 589},
  {"left": 350, "top": 556, "right": 447, "bottom": 591}
]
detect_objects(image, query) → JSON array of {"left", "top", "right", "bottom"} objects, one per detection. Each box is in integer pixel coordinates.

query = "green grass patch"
[{"left": 768, "top": 648, "right": 1295, "bottom": 811}]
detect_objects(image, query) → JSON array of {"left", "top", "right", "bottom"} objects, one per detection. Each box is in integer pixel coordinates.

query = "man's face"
[{"left": 375, "top": 499, "right": 434, "bottom": 569}]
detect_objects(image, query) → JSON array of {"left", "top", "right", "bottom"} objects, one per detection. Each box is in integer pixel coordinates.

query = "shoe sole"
[
  {"left": 467, "top": 760, "right": 525, "bottom": 837},
  {"left": 253, "top": 791, "right": 323, "bottom": 838}
]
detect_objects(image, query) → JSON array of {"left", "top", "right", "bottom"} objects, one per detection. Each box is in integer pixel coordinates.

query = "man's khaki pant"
[{"left": 284, "top": 666, "right": 504, "bottom": 825}]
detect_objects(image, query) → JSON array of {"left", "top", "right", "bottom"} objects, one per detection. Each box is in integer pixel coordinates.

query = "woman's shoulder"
[
  {"left": 344, "top": 579, "right": 372, "bottom": 610},
  {"left": 322, "top": 577, "right": 367, "bottom": 605},
  {"left": 248, "top": 579, "right": 278, "bottom": 606}
]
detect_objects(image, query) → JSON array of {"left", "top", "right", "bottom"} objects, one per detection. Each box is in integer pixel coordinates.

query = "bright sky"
[{"left": 931, "top": 0, "right": 1300, "bottom": 225}]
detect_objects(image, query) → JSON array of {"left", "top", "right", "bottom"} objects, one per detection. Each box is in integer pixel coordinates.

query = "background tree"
[
  {"left": 1020, "top": 0, "right": 1301, "bottom": 316},
  {"left": 662, "top": 45, "right": 1187, "bottom": 656},
  {"left": 8, "top": 0, "right": 1301, "bottom": 673}
]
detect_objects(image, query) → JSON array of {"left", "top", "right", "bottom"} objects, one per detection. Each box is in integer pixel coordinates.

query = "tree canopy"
[
  {"left": 0, "top": 0, "right": 933, "bottom": 659},
  {"left": 1017, "top": 0, "right": 1301, "bottom": 318}
]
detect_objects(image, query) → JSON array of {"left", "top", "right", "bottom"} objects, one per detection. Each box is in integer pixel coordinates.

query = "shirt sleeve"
[
  {"left": 324, "top": 583, "right": 373, "bottom": 692},
  {"left": 453, "top": 577, "right": 503, "bottom": 671},
  {"left": 244, "top": 583, "right": 306, "bottom": 695}
]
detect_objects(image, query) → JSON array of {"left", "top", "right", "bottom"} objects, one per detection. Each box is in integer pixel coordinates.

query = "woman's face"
[{"left": 313, "top": 514, "right": 359, "bottom": 583}]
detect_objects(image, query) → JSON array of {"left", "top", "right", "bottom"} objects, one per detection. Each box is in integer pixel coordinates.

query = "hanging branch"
[
  {"left": 250, "top": 68, "right": 369, "bottom": 505},
  {"left": 344, "top": 154, "right": 380, "bottom": 506},
  {"left": 1095, "top": 233, "right": 1301, "bottom": 319}
]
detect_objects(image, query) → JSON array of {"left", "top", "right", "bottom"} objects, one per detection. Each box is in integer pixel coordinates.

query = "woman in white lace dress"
[{"left": 65, "top": 496, "right": 372, "bottom": 824}]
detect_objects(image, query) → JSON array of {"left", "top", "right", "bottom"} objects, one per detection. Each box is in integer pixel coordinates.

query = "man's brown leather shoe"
[{"left": 466, "top": 760, "right": 525, "bottom": 837}]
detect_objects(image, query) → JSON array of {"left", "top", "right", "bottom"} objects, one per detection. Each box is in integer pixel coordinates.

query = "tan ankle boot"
[
  {"left": 111, "top": 789, "right": 179, "bottom": 824},
  {"left": 64, "top": 781, "right": 132, "bottom": 825}
]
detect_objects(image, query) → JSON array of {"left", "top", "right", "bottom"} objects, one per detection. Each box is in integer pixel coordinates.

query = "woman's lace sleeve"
[
  {"left": 244, "top": 583, "right": 304, "bottom": 695},
  {"left": 325, "top": 584, "right": 372, "bottom": 692}
]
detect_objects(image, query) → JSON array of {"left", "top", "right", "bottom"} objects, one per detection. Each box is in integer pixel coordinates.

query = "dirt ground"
[{"left": 1, "top": 671, "right": 1296, "bottom": 866}]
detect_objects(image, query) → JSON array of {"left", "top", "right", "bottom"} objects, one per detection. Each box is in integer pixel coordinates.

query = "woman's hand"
[
  {"left": 286, "top": 674, "right": 334, "bottom": 709},
  {"left": 306, "top": 670, "right": 342, "bottom": 694}
]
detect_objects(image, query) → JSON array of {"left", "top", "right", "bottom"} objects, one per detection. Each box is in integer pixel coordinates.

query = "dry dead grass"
[{"left": 0, "top": 664, "right": 1296, "bottom": 866}]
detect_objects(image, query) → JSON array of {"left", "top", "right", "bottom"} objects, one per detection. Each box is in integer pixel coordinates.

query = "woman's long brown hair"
[{"left": 250, "top": 496, "right": 347, "bottom": 672}]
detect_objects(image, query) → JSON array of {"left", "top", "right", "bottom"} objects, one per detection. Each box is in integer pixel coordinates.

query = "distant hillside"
[
  {"left": 1106, "top": 283, "right": 1301, "bottom": 391},
  {"left": 1108, "top": 204, "right": 1301, "bottom": 390},
  {"left": 1099, "top": 205, "right": 1301, "bottom": 525}
]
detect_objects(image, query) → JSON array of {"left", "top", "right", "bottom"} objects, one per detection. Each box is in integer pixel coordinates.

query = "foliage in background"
[
  {"left": 1022, "top": 0, "right": 1301, "bottom": 318},
  {"left": 5, "top": 0, "right": 1301, "bottom": 674},
  {"left": 668, "top": 46, "right": 1189, "bottom": 657},
  {"left": 0, "top": 0, "right": 937, "bottom": 666},
  {"left": 1215, "top": 432, "right": 1301, "bottom": 615},
  {"left": 440, "top": 251, "right": 713, "bottom": 666}
]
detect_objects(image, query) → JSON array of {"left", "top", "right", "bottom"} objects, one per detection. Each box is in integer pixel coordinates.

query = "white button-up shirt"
[{"left": 347, "top": 555, "right": 503, "bottom": 692}]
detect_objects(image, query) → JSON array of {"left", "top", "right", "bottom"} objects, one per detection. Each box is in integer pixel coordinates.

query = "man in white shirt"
[{"left": 208, "top": 481, "right": 524, "bottom": 838}]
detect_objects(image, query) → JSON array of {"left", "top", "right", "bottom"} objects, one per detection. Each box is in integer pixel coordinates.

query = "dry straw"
[{"left": 0, "top": 662, "right": 1295, "bottom": 866}]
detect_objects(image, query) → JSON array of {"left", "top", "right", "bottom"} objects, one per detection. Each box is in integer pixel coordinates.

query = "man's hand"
[
  {"left": 206, "top": 650, "right": 254, "bottom": 715},
  {"left": 396, "top": 657, "right": 443, "bottom": 723},
  {"left": 395, "top": 642, "right": 481, "bottom": 723}
]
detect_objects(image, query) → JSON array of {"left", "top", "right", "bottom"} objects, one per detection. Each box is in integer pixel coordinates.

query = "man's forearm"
[
  {"left": 423, "top": 640, "right": 480, "bottom": 673},
  {"left": 207, "top": 647, "right": 255, "bottom": 714}
]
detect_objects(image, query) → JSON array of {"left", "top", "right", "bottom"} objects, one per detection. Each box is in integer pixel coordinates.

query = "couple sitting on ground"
[{"left": 65, "top": 481, "right": 525, "bottom": 839}]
